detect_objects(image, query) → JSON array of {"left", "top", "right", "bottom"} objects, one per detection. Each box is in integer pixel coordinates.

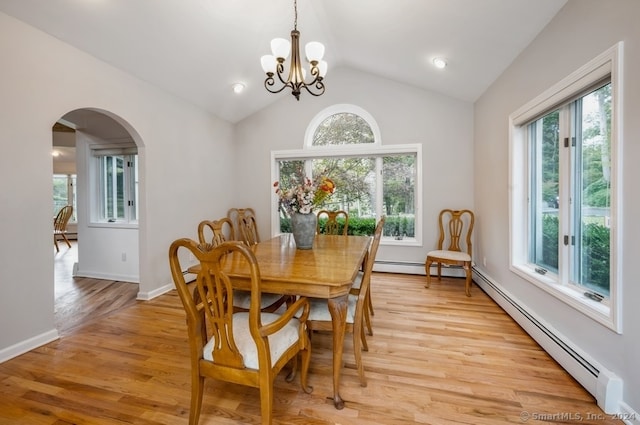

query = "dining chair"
[
  {"left": 316, "top": 210, "right": 349, "bottom": 236},
  {"left": 351, "top": 215, "right": 385, "bottom": 338},
  {"left": 53, "top": 205, "right": 74, "bottom": 252},
  {"left": 305, "top": 215, "right": 385, "bottom": 387},
  {"left": 425, "top": 209, "right": 475, "bottom": 296},
  {"left": 196, "top": 218, "right": 235, "bottom": 248},
  {"left": 227, "top": 207, "right": 259, "bottom": 244},
  {"left": 169, "top": 239, "right": 312, "bottom": 425},
  {"left": 196, "top": 218, "right": 290, "bottom": 314},
  {"left": 239, "top": 215, "right": 260, "bottom": 246}
]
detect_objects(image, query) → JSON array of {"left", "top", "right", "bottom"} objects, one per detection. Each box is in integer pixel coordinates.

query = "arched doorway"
[{"left": 52, "top": 108, "right": 142, "bottom": 334}]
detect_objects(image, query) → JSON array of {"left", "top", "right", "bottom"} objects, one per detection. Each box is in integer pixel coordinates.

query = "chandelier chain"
[{"left": 294, "top": 0, "right": 298, "bottom": 30}]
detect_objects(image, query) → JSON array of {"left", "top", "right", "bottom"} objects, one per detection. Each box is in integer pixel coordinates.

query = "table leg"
[{"left": 327, "top": 294, "right": 349, "bottom": 410}]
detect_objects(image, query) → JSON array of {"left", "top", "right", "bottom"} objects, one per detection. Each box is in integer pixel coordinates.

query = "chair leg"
[
  {"left": 363, "top": 290, "right": 373, "bottom": 336},
  {"left": 259, "top": 380, "right": 274, "bottom": 425},
  {"left": 425, "top": 258, "right": 432, "bottom": 288},
  {"left": 54, "top": 235, "right": 60, "bottom": 252},
  {"left": 300, "top": 340, "right": 313, "bottom": 394},
  {"left": 353, "top": 320, "right": 367, "bottom": 387},
  {"left": 61, "top": 233, "right": 72, "bottom": 248},
  {"left": 361, "top": 323, "right": 369, "bottom": 352},
  {"left": 367, "top": 289, "right": 375, "bottom": 317},
  {"left": 189, "top": 374, "right": 205, "bottom": 425},
  {"left": 464, "top": 261, "right": 472, "bottom": 297}
]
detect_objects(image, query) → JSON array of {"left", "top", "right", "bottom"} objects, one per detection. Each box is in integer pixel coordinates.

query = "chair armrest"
[{"left": 259, "top": 296, "right": 309, "bottom": 337}]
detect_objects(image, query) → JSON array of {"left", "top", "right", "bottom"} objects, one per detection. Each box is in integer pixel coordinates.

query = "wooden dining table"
[{"left": 190, "top": 233, "right": 371, "bottom": 409}]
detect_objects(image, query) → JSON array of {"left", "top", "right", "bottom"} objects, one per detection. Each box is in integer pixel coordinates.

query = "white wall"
[
  {"left": 0, "top": 12, "right": 235, "bottom": 358},
  {"left": 474, "top": 0, "right": 640, "bottom": 414},
  {"left": 234, "top": 67, "right": 474, "bottom": 266}
]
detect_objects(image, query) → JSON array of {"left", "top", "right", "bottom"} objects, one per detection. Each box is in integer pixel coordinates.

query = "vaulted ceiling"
[{"left": 1, "top": 0, "right": 567, "bottom": 123}]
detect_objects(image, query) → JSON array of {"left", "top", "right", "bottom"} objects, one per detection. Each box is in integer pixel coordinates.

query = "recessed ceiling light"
[
  {"left": 232, "top": 83, "right": 245, "bottom": 94},
  {"left": 433, "top": 57, "right": 447, "bottom": 69}
]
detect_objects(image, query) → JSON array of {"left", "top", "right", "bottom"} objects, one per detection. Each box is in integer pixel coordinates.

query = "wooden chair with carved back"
[
  {"left": 316, "top": 210, "right": 349, "bottom": 236},
  {"left": 425, "top": 209, "right": 475, "bottom": 296},
  {"left": 305, "top": 215, "right": 385, "bottom": 387},
  {"left": 169, "top": 239, "right": 312, "bottom": 425},
  {"left": 227, "top": 207, "right": 260, "bottom": 245},
  {"left": 196, "top": 217, "right": 290, "bottom": 314}
]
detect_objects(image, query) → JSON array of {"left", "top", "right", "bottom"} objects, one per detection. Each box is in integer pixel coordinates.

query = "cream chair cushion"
[
  {"left": 427, "top": 249, "right": 471, "bottom": 262},
  {"left": 233, "top": 291, "right": 289, "bottom": 311},
  {"left": 304, "top": 295, "right": 357, "bottom": 324},
  {"left": 203, "top": 312, "right": 301, "bottom": 369}
]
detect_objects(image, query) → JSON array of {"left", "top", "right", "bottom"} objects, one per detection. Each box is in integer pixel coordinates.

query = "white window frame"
[
  {"left": 509, "top": 43, "right": 623, "bottom": 332},
  {"left": 88, "top": 144, "right": 139, "bottom": 228},
  {"left": 271, "top": 104, "right": 422, "bottom": 246}
]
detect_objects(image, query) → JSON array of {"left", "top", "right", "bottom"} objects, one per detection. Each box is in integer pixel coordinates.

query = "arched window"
[
  {"left": 305, "top": 104, "right": 380, "bottom": 148},
  {"left": 272, "top": 104, "right": 421, "bottom": 245}
]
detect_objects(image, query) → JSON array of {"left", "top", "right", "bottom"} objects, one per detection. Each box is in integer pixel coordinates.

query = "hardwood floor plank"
[{"left": 0, "top": 263, "right": 622, "bottom": 424}]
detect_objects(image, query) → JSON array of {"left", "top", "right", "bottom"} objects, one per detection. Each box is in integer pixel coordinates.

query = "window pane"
[
  {"left": 102, "top": 155, "right": 125, "bottom": 220},
  {"left": 53, "top": 174, "right": 69, "bottom": 215},
  {"left": 573, "top": 84, "right": 611, "bottom": 296},
  {"left": 383, "top": 154, "right": 416, "bottom": 238},
  {"left": 53, "top": 174, "right": 77, "bottom": 221},
  {"left": 313, "top": 157, "right": 376, "bottom": 235},
  {"left": 276, "top": 160, "right": 306, "bottom": 232},
  {"left": 529, "top": 110, "right": 560, "bottom": 273},
  {"left": 312, "top": 113, "right": 374, "bottom": 146}
]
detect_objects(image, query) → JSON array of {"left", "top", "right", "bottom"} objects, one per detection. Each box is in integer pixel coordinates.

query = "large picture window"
[
  {"left": 272, "top": 105, "right": 421, "bottom": 244},
  {"left": 510, "top": 43, "right": 621, "bottom": 331}
]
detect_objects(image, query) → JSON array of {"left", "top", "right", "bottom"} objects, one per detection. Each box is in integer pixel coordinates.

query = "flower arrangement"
[{"left": 274, "top": 175, "right": 336, "bottom": 215}]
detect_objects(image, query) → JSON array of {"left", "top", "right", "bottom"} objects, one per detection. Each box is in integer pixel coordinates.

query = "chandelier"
[{"left": 260, "top": 0, "right": 327, "bottom": 100}]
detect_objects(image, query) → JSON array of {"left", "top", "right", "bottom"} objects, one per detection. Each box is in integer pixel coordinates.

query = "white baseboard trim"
[
  {"left": 373, "top": 260, "right": 466, "bottom": 278},
  {"left": 0, "top": 329, "right": 59, "bottom": 363},
  {"left": 472, "top": 267, "right": 630, "bottom": 416},
  {"left": 137, "top": 283, "right": 174, "bottom": 301},
  {"left": 73, "top": 263, "right": 139, "bottom": 284}
]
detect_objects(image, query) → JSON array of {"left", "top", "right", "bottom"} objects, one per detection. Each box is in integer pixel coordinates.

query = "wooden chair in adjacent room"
[
  {"left": 227, "top": 207, "right": 259, "bottom": 245},
  {"left": 169, "top": 239, "right": 312, "bottom": 425},
  {"left": 196, "top": 218, "right": 290, "bottom": 314},
  {"left": 316, "top": 209, "right": 349, "bottom": 235},
  {"left": 424, "top": 209, "right": 475, "bottom": 296},
  {"left": 305, "top": 215, "right": 385, "bottom": 387},
  {"left": 53, "top": 205, "right": 74, "bottom": 252}
]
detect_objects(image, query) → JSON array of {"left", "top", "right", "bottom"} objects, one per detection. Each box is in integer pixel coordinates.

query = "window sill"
[
  {"left": 88, "top": 221, "right": 139, "bottom": 230},
  {"left": 510, "top": 264, "right": 617, "bottom": 333}
]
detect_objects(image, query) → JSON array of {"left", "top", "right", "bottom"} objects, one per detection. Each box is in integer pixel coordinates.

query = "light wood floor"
[{"left": 0, "top": 245, "right": 621, "bottom": 424}]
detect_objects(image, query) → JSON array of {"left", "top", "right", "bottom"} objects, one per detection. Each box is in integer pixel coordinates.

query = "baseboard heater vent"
[{"left": 472, "top": 267, "right": 623, "bottom": 414}]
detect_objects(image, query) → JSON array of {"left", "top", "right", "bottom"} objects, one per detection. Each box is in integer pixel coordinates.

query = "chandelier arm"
[
  {"left": 301, "top": 81, "right": 325, "bottom": 97},
  {"left": 264, "top": 77, "right": 292, "bottom": 94}
]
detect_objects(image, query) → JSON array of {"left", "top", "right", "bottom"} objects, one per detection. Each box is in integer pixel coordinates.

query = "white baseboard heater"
[{"left": 472, "top": 267, "right": 624, "bottom": 415}]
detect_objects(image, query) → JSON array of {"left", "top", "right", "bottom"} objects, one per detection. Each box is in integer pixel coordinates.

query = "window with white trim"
[
  {"left": 90, "top": 145, "right": 138, "bottom": 225},
  {"left": 272, "top": 104, "right": 421, "bottom": 243},
  {"left": 509, "top": 43, "right": 622, "bottom": 332}
]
